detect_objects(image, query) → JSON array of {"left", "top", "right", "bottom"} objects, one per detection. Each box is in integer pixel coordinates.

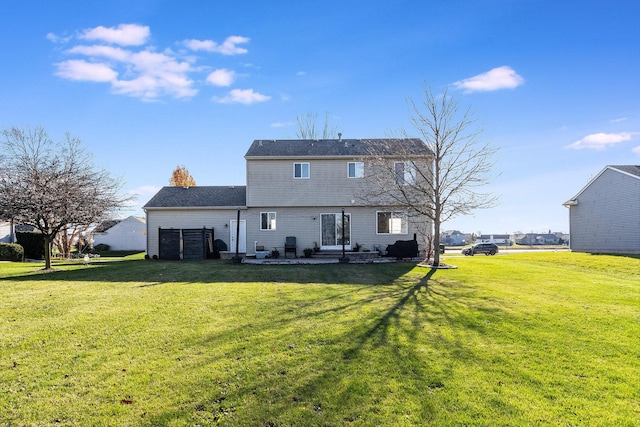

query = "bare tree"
[
  {"left": 0, "top": 126, "right": 132, "bottom": 269},
  {"left": 295, "top": 112, "right": 340, "bottom": 139},
  {"left": 365, "top": 86, "right": 499, "bottom": 266},
  {"left": 169, "top": 165, "right": 196, "bottom": 186},
  {"left": 53, "top": 223, "right": 91, "bottom": 258}
]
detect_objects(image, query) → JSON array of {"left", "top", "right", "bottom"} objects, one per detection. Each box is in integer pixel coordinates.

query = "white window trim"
[
  {"left": 394, "top": 161, "right": 415, "bottom": 185},
  {"left": 293, "top": 162, "right": 310, "bottom": 179},
  {"left": 347, "top": 161, "right": 364, "bottom": 178},
  {"left": 260, "top": 212, "right": 276, "bottom": 231},
  {"left": 376, "top": 210, "right": 409, "bottom": 235}
]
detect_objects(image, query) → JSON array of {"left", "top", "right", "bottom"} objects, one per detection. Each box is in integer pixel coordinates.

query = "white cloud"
[
  {"left": 129, "top": 50, "right": 191, "bottom": 75},
  {"left": 184, "top": 35, "right": 249, "bottom": 55},
  {"left": 453, "top": 66, "right": 524, "bottom": 93},
  {"left": 55, "top": 46, "right": 196, "bottom": 100},
  {"left": 206, "top": 69, "right": 236, "bottom": 86},
  {"left": 80, "top": 24, "right": 150, "bottom": 46},
  {"left": 51, "top": 24, "right": 260, "bottom": 102},
  {"left": 271, "top": 121, "right": 292, "bottom": 128},
  {"left": 46, "top": 32, "right": 72, "bottom": 44},
  {"left": 566, "top": 132, "right": 634, "bottom": 150},
  {"left": 112, "top": 73, "right": 197, "bottom": 100},
  {"left": 55, "top": 60, "right": 117, "bottom": 82},
  {"left": 610, "top": 117, "right": 628, "bottom": 123},
  {"left": 67, "top": 45, "right": 130, "bottom": 62},
  {"left": 183, "top": 39, "right": 215, "bottom": 51},
  {"left": 216, "top": 89, "right": 270, "bottom": 104},
  {"left": 129, "top": 185, "right": 161, "bottom": 198},
  {"left": 631, "top": 146, "right": 640, "bottom": 154}
]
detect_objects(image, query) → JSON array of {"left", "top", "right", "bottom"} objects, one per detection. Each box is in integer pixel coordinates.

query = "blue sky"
[{"left": 2, "top": 0, "right": 639, "bottom": 235}]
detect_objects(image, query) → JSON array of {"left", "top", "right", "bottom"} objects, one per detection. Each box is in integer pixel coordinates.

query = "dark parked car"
[{"left": 462, "top": 243, "right": 499, "bottom": 256}]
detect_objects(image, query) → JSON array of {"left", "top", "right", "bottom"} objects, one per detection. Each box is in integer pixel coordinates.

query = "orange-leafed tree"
[{"left": 170, "top": 165, "right": 196, "bottom": 187}]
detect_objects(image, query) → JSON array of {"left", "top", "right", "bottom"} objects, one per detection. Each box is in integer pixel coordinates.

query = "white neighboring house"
[
  {"left": 0, "top": 221, "right": 14, "bottom": 243},
  {"left": 563, "top": 165, "right": 640, "bottom": 254},
  {"left": 477, "top": 234, "right": 512, "bottom": 245},
  {"left": 92, "top": 216, "right": 146, "bottom": 251}
]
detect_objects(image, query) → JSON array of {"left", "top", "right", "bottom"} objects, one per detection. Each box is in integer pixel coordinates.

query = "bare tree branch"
[
  {"left": 295, "top": 112, "right": 340, "bottom": 139},
  {"left": 364, "top": 85, "right": 499, "bottom": 265},
  {"left": 0, "top": 126, "right": 133, "bottom": 269}
]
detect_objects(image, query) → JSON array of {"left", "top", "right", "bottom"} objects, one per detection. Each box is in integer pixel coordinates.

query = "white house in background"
[
  {"left": 563, "top": 165, "right": 640, "bottom": 254},
  {"left": 144, "top": 138, "right": 434, "bottom": 260},
  {"left": 0, "top": 221, "right": 14, "bottom": 243},
  {"left": 477, "top": 234, "right": 512, "bottom": 245},
  {"left": 92, "top": 216, "right": 146, "bottom": 251}
]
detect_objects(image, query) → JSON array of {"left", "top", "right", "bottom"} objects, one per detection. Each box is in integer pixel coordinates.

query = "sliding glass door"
[{"left": 320, "top": 213, "right": 351, "bottom": 250}]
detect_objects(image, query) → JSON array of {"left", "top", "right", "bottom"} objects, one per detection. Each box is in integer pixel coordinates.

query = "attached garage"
[{"left": 143, "top": 186, "right": 247, "bottom": 260}]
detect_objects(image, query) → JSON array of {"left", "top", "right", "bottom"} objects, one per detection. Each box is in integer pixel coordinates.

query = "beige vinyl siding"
[
  {"left": 244, "top": 155, "right": 432, "bottom": 255},
  {"left": 245, "top": 206, "right": 430, "bottom": 256},
  {"left": 145, "top": 208, "right": 240, "bottom": 258},
  {"left": 247, "top": 158, "right": 373, "bottom": 207},
  {"left": 569, "top": 169, "right": 640, "bottom": 254}
]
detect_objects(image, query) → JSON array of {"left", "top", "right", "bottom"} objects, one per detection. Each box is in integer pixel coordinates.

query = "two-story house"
[
  {"left": 563, "top": 165, "right": 640, "bottom": 254},
  {"left": 143, "top": 138, "right": 434, "bottom": 260}
]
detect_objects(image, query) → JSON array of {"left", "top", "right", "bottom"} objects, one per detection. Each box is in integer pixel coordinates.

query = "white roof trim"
[
  {"left": 143, "top": 206, "right": 248, "bottom": 212},
  {"left": 564, "top": 165, "right": 639, "bottom": 206},
  {"left": 608, "top": 165, "right": 640, "bottom": 180}
]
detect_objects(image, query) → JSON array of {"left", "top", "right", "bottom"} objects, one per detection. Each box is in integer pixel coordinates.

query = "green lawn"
[{"left": 1, "top": 252, "right": 638, "bottom": 426}]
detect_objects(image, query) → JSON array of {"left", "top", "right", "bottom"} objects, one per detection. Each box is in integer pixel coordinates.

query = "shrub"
[
  {"left": 0, "top": 243, "right": 24, "bottom": 261},
  {"left": 93, "top": 243, "right": 110, "bottom": 252},
  {"left": 16, "top": 231, "right": 45, "bottom": 260}
]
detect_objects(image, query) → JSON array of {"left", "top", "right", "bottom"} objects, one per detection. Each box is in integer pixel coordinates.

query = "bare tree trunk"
[
  {"left": 0, "top": 126, "right": 132, "bottom": 268},
  {"left": 433, "top": 218, "right": 441, "bottom": 266},
  {"left": 359, "top": 86, "right": 499, "bottom": 267},
  {"left": 44, "top": 235, "right": 52, "bottom": 270}
]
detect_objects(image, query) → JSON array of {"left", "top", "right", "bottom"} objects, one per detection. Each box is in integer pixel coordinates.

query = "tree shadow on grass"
[
  {"left": 0, "top": 258, "right": 418, "bottom": 286},
  {"left": 285, "top": 268, "right": 518, "bottom": 423},
  {"left": 142, "top": 267, "right": 518, "bottom": 426}
]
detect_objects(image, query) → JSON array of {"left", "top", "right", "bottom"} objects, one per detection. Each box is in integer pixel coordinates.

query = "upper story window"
[
  {"left": 260, "top": 212, "right": 276, "bottom": 230},
  {"left": 394, "top": 161, "right": 415, "bottom": 185},
  {"left": 294, "top": 162, "right": 310, "bottom": 179},
  {"left": 347, "top": 162, "right": 364, "bottom": 178}
]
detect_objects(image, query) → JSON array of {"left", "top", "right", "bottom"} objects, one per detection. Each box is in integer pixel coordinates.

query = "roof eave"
[
  {"left": 143, "top": 206, "right": 248, "bottom": 212},
  {"left": 245, "top": 154, "right": 434, "bottom": 160}
]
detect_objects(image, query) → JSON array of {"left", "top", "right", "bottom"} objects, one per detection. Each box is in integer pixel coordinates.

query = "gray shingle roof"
[
  {"left": 244, "top": 138, "right": 433, "bottom": 158},
  {"left": 610, "top": 165, "right": 640, "bottom": 178},
  {"left": 93, "top": 219, "right": 121, "bottom": 233},
  {"left": 143, "top": 186, "right": 247, "bottom": 209}
]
